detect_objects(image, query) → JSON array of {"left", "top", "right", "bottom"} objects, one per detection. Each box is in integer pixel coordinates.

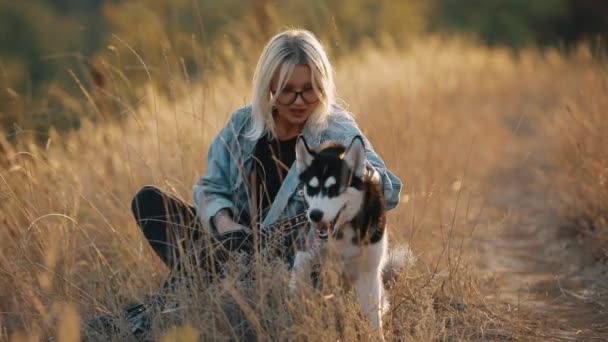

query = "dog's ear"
[
  {"left": 343, "top": 135, "right": 366, "bottom": 177},
  {"left": 296, "top": 135, "right": 314, "bottom": 173}
]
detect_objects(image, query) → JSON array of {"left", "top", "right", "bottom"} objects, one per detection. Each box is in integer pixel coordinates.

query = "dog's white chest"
[
  {"left": 335, "top": 226, "right": 361, "bottom": 260},
  {"left": 332, "top": 225, "right": 387, "bottom": 279}
]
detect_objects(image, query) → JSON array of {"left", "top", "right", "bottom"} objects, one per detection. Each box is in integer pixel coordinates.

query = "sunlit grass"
[{"left": 0, "top": 37, "right": 605, "bottom": 340}]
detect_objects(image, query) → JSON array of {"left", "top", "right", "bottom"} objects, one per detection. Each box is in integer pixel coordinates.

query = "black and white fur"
[{"left": 291, "top": 135, "right": 390, "bottom": 336}]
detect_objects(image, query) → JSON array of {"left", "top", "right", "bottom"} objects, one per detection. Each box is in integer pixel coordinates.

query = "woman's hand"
[{"left": 212, "top": 209, "right": 250, "bottom": 235}]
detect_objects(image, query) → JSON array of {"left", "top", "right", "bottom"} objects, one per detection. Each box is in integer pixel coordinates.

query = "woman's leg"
[
  {"left": 131, "top": 185, "right": 202, "bottom": 267},
  {"left": 131, "top": 185, "right": 254, "bottom": 276},
  {"left": 121, "top": 186, "right": 256, "bottom": 337}
]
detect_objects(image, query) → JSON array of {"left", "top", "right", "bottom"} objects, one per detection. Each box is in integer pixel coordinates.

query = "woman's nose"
[{"left": 293, "top": 92, "right": 305, "bottom": 104}]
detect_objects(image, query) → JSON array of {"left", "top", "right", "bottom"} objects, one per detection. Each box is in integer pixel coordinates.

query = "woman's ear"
[
  {"left": 343, "top": 136, "right": 366, "bottom": 177},
  {"left": 296, "top": 135, "right": 314, "bottom": 173}
]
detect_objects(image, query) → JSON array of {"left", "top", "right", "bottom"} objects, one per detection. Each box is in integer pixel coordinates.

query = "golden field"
[{"left": 1, "top": 37, "right": 607, "bottom": 341}]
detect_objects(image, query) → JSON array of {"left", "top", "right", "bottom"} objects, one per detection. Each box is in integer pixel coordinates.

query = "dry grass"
[
  {"left": 1, "top": 37, "right": 606, "bottom": 341},
  {"left": 543, "top": 59, "right": 608, "bottom": 260}
]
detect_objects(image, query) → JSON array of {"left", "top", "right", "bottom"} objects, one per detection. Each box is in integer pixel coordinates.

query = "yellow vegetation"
[{"left": 0, "top": 38, "right": 606, "bottom": 340}]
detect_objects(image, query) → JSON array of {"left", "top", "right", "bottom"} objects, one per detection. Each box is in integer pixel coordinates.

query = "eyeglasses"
[{"left": 271, "top": 88, "right": 320, "bottom": 105}]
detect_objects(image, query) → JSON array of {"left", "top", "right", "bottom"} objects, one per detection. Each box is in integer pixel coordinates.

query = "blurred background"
[
  {"left": 1, "top": 2, "right": 608, "bottom": 340},
  {"left": 1, "top": 0, "right": 607, "bottom": 138}
]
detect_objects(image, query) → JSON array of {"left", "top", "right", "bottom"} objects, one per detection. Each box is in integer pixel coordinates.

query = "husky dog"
[{"left": 291, "top": 135, "right": 392, "bottom": 336}]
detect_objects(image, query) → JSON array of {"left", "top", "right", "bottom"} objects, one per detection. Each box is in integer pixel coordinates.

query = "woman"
[{"left": 123, "top": 28, "right": 401, "bottom": 337}]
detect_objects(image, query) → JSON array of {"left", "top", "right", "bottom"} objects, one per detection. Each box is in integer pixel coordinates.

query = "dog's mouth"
[{"left": 315, "top": 205, "right": 346, "bottom": 240}]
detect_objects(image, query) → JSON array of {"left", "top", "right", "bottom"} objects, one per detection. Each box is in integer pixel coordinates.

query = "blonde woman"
[{"left": 104, "top": 29, "right": 402, "bottom": 338}]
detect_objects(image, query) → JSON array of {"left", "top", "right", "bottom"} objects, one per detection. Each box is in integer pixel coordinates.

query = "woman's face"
[{"left": 270, "top": 64, "right": 320, "bottom": 136}]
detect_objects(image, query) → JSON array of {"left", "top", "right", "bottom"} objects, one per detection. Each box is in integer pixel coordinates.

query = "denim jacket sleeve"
[
  {"left": 326, "top": 109, "right": 402, "bottom": 210},
  {"left": 192, "top": 106, "right": 251, "bottom": 229}
]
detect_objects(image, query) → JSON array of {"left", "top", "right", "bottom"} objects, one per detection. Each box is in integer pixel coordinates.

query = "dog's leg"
[
  {"left": 355, "top": 272, "right": 385, "bottom": 339},
  {"left": 290, "top": 251, "right": 314, "bottom": 294}
]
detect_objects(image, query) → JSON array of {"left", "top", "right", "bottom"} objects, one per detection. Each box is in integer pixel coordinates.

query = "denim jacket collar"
[{"left": 240, "top": 117, "right": 322, "bottom": 165}]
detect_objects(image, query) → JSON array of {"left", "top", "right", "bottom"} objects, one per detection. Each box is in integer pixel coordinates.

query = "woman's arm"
[
  {"left": 193, "top": 109, "right": 251, "bottom": 234},
  {"left": 330, "top": 112, "right": 403, "bottom": 210},
  {"left": 361, "top": 136, "right": 402, "bottom": 210},
  {"left": 212, "top": 209, "right": 250, "bottom": 235}
]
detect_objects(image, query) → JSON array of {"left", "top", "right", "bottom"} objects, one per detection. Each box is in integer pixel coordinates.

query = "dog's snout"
[{"left": 309, "top": 209, "right": 323, "bottom": 223}]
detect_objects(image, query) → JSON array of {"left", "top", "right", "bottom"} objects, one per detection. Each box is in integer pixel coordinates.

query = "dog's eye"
[{"left": 324, "top": 176, "right": 336, "bottom": 188}]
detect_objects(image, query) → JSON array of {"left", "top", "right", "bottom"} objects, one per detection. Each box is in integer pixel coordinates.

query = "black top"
[{"left": 252, "top": 134, "right": 297, "bottom": 218}]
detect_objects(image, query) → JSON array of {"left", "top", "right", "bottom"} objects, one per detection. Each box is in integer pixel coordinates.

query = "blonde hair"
[{"left": 247, "top": 29, "right": 337, "bottom": 140}]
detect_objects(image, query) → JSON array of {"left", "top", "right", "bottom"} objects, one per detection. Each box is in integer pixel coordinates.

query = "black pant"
[{"left": 131, "top": 186, "right": 254, "bottom": 281}]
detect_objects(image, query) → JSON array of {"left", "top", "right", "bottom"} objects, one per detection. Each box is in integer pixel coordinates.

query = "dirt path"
[{"left": 477, "top": 128, "right": 608, "bottom": 340}]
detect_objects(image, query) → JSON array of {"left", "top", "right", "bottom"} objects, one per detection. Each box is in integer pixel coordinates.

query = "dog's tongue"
[
  {"left": 305, "top": 231, "right": 318, "bottom": 250},
  {"left": 316, "top": 222, "right": 331, "bottom": 240},
  {"left": 306, "top": 223, "right": 330, "bottom": 249}
]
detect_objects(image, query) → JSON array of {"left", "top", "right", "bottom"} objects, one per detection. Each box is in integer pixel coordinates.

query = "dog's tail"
[{"left": 383, "top": 244, "right": 416, "bottom": 288}]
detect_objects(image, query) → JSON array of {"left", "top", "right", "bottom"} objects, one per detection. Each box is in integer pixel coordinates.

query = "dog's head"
[{"left": 296, "top": 135, "right": 367, "bottom": 237}]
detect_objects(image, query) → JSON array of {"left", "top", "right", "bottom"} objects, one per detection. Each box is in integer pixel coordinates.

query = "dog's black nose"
[{"left": 309, "top": 209, "right": 323, "bottom": 223}]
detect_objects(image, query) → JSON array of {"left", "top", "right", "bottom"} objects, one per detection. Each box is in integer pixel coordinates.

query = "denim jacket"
[{"left": 193, "top": 104, "right": 402, "bottom": 232}]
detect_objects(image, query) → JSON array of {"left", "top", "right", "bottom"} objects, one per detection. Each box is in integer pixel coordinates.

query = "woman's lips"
[{"left": 289, "top": 108, "right": 308, "bottom": 116}]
